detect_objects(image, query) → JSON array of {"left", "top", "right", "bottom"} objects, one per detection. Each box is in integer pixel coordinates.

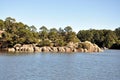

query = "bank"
[{"left": 1, "top": 41, "right": 103, "bottom": 53}]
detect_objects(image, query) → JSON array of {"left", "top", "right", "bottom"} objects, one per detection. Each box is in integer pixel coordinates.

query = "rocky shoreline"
[{"left": 1, "top": 41, "right": 103, "bottom": 53}]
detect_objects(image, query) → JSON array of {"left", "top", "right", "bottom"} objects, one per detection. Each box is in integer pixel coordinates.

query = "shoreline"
[{"left": 0, "top": 41, "right": 103, "bottom": 53}]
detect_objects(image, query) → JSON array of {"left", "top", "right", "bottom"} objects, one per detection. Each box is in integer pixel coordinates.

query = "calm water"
[{"left": 0, "top": 50, "right": 120, "bottom": 80}]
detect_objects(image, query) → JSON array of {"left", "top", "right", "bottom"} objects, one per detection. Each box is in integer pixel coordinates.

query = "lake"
[{"left": 0, "top": 50, "right": 120, "bottom": 80}]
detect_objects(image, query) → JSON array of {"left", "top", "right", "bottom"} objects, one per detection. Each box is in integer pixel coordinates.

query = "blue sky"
[{"left": 1, "top": 0, "right": 120, "bottom": 32}]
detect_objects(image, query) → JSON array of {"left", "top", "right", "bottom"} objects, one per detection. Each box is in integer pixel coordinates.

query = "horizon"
[{"left": 1, "top": 0, "right": 120, "bottom": 32}]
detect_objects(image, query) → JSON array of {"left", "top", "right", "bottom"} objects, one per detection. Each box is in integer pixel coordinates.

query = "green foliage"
[
  {"left": 77, "top": 30, "right": 93, "bottom": 42},
  {"left": 77, "top": 29, "right": 119, "bottom": 48},
  {"left": 78, "top": 42, "right": 90, "bottom": 50},
  {"left": 103, "top": 30, "right": 117, "bottom": 48},
  {"left": 58, "top": 27, "right": 64, "bottom": 34},
  {"left": 30, "top": 25, "right": 37, "bottom": 32},
  {"left": 0, "top": 19, "right": 5, "bottom": 30},
  {"left": 0, "top": 17, "right": 120, "bottom": 49},
  {"left": 39, "top": 26, "right": 48, "bottom": 40},
  {"left": 115, "top": 27, "right": 120, "bottom": 40},
  {"left": 39, "top": 26, "right": 48, "bottom": 32},
  {"left": 48, "top": 30, "right": 58, "bottom": 42},
  {"left": 65, "top": 32, "right": 80, "bottom": 43},
  {"left": 38, "top": 39, "right": 51, "bottom": 47},
  {"left": 39, "top": 31, "right": 48, "bottom": 40},
  {"left": 48, "top": 28, "right": 58, "bottom": 42},
  {"left": 0, "top": 17, "right": 39, "bottom": 47},
  {"left": 110, "top": 40, "right": 120, "bottom": 49},
  {"left": 50, "top": 28, "right": 58, "bottom": 33},
  {"left": 64, "top": 26, "right": 72, "bottom": 32},
  {"left": 55, "top": 39, "right": 66, "bottom": 47}
]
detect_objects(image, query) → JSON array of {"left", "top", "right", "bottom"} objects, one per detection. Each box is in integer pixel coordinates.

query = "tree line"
[
  {"left": 77, "top": 28, "right": 120, "bottom": 49},
  {"left": 0, "top": 17, "right": 79, "bottom": 48},
  {"left": 0, "top": 17, "right": 120, "bottom": 49}
]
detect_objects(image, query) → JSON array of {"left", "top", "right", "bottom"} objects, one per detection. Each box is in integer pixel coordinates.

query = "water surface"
[{"left": 0, "top": 50, "right": 120, "bottom": 80}]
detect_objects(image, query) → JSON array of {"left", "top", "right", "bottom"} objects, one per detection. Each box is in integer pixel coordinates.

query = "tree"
[
  {"left": 0, "top": 19, "right": 5, "bottom": 30},
  {"left": 58, "top": 27, "right": 64, "bottom": 33},
  {"left": 115, "top": 27, "right": 120, "bottom": 40},
  {"left": 65, "top": 32, "right": 79, "bottom": 43},
  {"left": 90, "top": 30, "right": 104, "bottom": 47},
  {"left": 103, "top": 30, "right": 117, "bottom": 48},
  {"left": 49, "top": 28, "right": 58, "bottom": 33},
  {"left": 64, "top": 26, "right": 72, "bottom": 32},
  {"left": 39, "top": 26, "right": 48, "bottom": 32},
  {"left": 5, "top": 17, "right": 16, "bottom": 23},
  {"left": 30, "top": 25, "right": 37, "bottom": 32},
  {"left": 55, "top": 39, "right": 65, "bottom": 46},
  {"left": 77, "top": 30, "right": 93, "bottom": 42},
  {"left": 38, "top": 39, "right": 51, "bottom": 47},
  {"left": 48, "top": 28, "right": 58, "bottom": 42},
  {"left": 39, "top": 26, "right": 48, "bottom": 40},
  {"left": 0, "top": 17, "right": 120, "bottom": 49}
]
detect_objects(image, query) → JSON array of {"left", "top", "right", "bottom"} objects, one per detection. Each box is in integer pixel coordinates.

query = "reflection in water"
[{"left": 0, "top": 50, "right": 120, "bottom": 80}]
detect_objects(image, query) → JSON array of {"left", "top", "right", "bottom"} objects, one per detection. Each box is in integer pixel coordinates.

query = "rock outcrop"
[
  {"left": 14, "top": 44, "right": 34, "bottom": 52},
  {"left": 7, "top": 48, "right": 15, "bottom": 52},
  {"left": 5, "top": 41, "right": 103, "bottom": 53},
  {"left": 77, "top": 41, "right": 103, "bottom": 52}
]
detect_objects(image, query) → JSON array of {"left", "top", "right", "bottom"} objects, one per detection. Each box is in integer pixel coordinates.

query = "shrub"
[{"left": 37, "top": 39, "right": 51, "bottom": 47}]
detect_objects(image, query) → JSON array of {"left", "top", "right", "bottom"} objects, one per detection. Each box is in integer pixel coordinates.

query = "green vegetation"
[
  {"left": 0, "top": 17, "right": 79, "bottom": 48},
  {"left": 0, "top": 17, "right": 120, "bottom": 49},
  {"left": 77, "top": 29, "right": 120, "bottom": 49}
]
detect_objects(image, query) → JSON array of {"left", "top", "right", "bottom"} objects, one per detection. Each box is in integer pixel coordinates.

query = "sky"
[{"left": 0, "top": 0, "right": 120, "bottom": 32}]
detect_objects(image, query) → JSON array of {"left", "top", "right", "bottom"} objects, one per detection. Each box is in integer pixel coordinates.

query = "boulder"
[
  {"left": 10, "top": 42, "right": 103, "bottom": 53},
  {"left": 67, "top": 42, "right": 79, "bottom": 48},
  {"left": 47, "top": 47, "right": 53, "bottom": 52},
  {"left": 84, "top": 41, "right": 94, "bottom": 52},
  {"left": 77, "top": 48, "right": 84, "bottom": 52},
  {"left": 84, "top": 49, "right": 88, "bottom": 52},
  {"left": 19, "top": 47, "right": 25, "bottom": 52},
  {"left": 8, "top": 48, "right": 15, "bottom": 52},
  {"left": 58, "top": 47, "right": 65, "bottom": 52},
  {"left": 34, "top": 47, "right": 41, "bottom": 52},
  {"left": 72, "top": 48, "right": 77, "bottom": 52},
  {"left": 15, "top": 47, "right": 20, "bottom": 52},
  {"left": 77, "top": 41, "right": 103, "bottom": 53},
  {"left": 41, "top": 47, "right": 49, "bottom": 52},
  {"left": 27, "top": 47, "right": 34, "bottom": 52},
  {"left": 64, "top": 47, "right": 72, "bottom": 52},
  {"left": 51, "top": 47, "right": 58, "bottom": 52},
  {"left": 22, "top": 44, "right": 33, "bottom": 47},
  {"left": 14, "top": 44, "right": 22, "bottom": 48},
  {"left": 93, "top": 44, "right": 103, "bottom": 52},
  {"left": 18, "top": 46, "right": 34, "bottom": 52}
]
